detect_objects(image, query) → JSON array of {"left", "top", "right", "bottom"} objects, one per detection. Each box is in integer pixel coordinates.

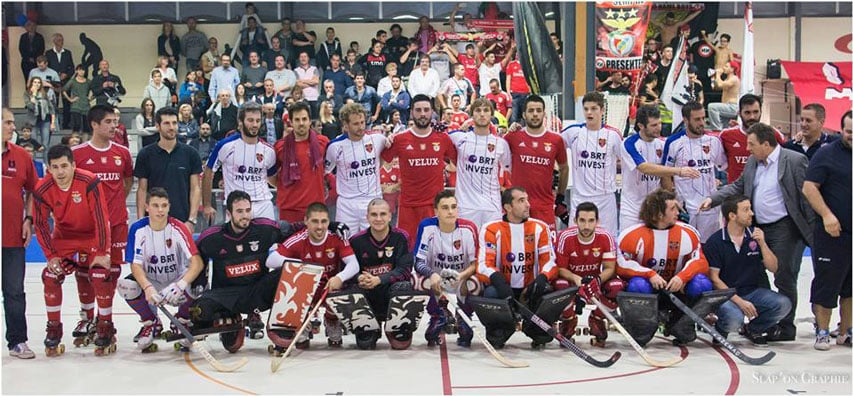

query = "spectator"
[
  {"left": 24, "top": 77, "right": 56, "bottom": 150},
  {"left": 429, "top": 42, "right": 457, "bottom": 85},
  {"left": 318, "top": 100, "right": 341, "bottom": 141},
  {"left": 644, "top": 37, "right": 661, "bottom": 63},
  {"left": 272, "top": 18, "right": 294, "bottom": 64},
  {"left": 550, "top": 32, "right": 563, "bottom": 61},
  {"left": 639, "top": 74, "right": 660, "bottom": 106},
  {"left": 207, "top": 89, "right": 238, "bottom": 140},
  {"left": 294, "top": 52, "right": 321, "bottom": 116},
  {"left": 178, "top": 70, "right": 203, "bottom": 104},
  {"left": 20, "top": 142, "right": 45, "bottom": 178},
  {"left": 181, "top": 17, "right": 208, "bottom": 72},
  {"left": 134, "top": 106, "right": 203, "bottom": 224},
  {"left": 253, "top": 78, "right": 285, "bottom": 118},
  {"left": 91, "top": 60, "right": 126, "bottom": 106},
  {"left": 342, "top": 49, "right": 362, "bottom": 81},
  {"left": 655, "top": 45, "right": 674, "bottom": 89},
  {"left": 598, "top": 70, "right": 629, "bottom": 94},
  {"left": 135, "top": 98, "right": 159, "bottom": 147},
  {"left": 484, "top": 33, "right": 512, "bottom": 65},
  {"left": 62, "top": 64, "right": 92, "bottom": 136},
  {"left": 344, "top": 73, "right": 381, "bottom": 126},
  {"left": 438, "top": 63, "right": 475, "bottom": 111},
  {"left": 484, "top": 78, "right": 512, "bottom": 121},
  {"left": 178, "top": 103, "right": 200, "bottom": 143},
  {"left": 45, "top": 33, "right": 74, "bottom": 129},
  {"left": 262, "top": 36, "right": 289, "bottom": 71},
  {"left": 27, "top": 55, "right": 61, "bottom": 123},
  {"left": 234, "top": 84, "right": 249, "bottom": 107},
  {"left": 414, "top": 16, "right": 437, "bottom": 53},
  {"left": 265, "top": 54, "right": 297, "bottom": 99},
  {"left": 290, "top": 85, "right": 307, "bottom": 106},
  {"left": 478, "top": 52, "right": 502, "bottom": 96},
  {"left": 359, "top": 41, "right": 388, "bottom": 89},
  {"left": 18, "top": 20, "right": 45, "bottom": 85},
  {"left": 316, "top": 27, "right": 342, "bottom": 71},
  {"left": 200, "top": 37, "right": 221, "bottom": 81},
  {"left": 158, "top": 22, "right": 181, "bottom": 69},
  {"left": 15, "top": 123, "right": 44, "bottom": 154},
  {"left": 112, "top": 108, "right": 129, "bottom": 147},
  {"left": 208, "top": 54, "right": 240, "bottom": 105},
  {"left": 187, "top": 122, "right": 217, "bottom": 162},
  {"left": 291, "top": 20, "right": 317, "bottom": 66},
  {"left": 449, "top": 3, "right": 480, "bottom": 53},
  {"left": 687, "top": 67, "right": 704, "bottom": 105},
  {"left": 260, "top": 102, "right": 284, "bottom": 143},
  {"left": 143, "top": 70, "right": 172, "bottom": 111},
  {"left": 237, "top": 16, "right": 269, "bottom": 65},
  {"left": 714, "top": 33, "right": 735, "bottom": 70},
  {"left": 399, "top": 39, "right": 426, "bottom": 82},
  {"left": 386, "top": 24, "right": 409, "bottom": 64},
  {"left": 380, "top": 75, "right": 411, "bottom": 124},
  {"left": 349, "top": 41, "right": 362, "bottom": 60},
  {"left": 153, "top": 56, "right": 178, "bottom": 97},
  {"left": 450, "top": 43, "right": 482, "bottom": 93},
  {"left": 651, "top": 9, "right": 702, "bottom": 48},
  {"left": 375, "top": 29, "right": 389, "bottom": 54},
  {"left": 448, "top": 95, "right": 469, "bottom": 126},
  {"left": 408, "top": 56, "right": 441, "bottom": 100},
  {"left": 380, "top": 157, "right": 401, "bottom": 222},
  {"left": 323, "top": 53, "right": 352, "bottom": 96},
  {"left": 708, "top": 61, "right": 740, "bottom": 131},
  {"left": 785, "top": 103, "right": 838, "bottom": 160},
  {"left": 377, "top": 62, "right": 403, "bottom": 97},
  {"left": 318, "top": 79, "right": 344, "bottom": 116},
  {"left": 389, "top": 109, "right": 406, "bottom": 134}
]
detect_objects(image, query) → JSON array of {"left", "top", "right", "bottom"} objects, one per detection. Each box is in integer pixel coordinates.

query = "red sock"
[
  {"left": 42, "top": 267, "right": 64, "bottom": 322},
  {"left": 75, "top": 267, "right": 96, "bottom": 320},
  {"left": 89, "top": 266, "right": 114, "bottom": 322}
]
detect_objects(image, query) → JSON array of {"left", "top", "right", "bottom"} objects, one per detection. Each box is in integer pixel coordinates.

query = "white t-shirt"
[
  {"left": 478, "top": 62, "right": 502, "bottom": 96},
  {"left": 662, "top": 131, "right": 727, "bottom": 212},
  {"left": 413, "top": 217, "right": 478, "bottom": 275},
  {"left": 448, "top": 130, "right": 511, "bottom": 213},
  {"left": 127, "top": 217, "right": 197, "bottom": 288},
  {"left": 207, "top": 133, "right": 278, "bottom": 201},
  {"left": 439, "top": 77, "right": 475, "bottom": 109},
  {"left": 325, "top": 132, "right": 386, "bottom": 199},
  {"left": 621, "top": 133, "right": 666, "bottom": 209},
  {"left": 561, "top": 123, "right": 623, "bottom": 196}
]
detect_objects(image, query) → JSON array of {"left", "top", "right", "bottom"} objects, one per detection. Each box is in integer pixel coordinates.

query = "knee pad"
[
  {"left": 390, "top": 281, "right": 413, "bottom": 294},
  {"left": 588, "top": 310, "right": 608, "bottom": 340},
  {"left": 553, "top": 279, "right": 571, "bottom": 291},
  {"left": 603, "top": 278, "right": 627, "bottom": 300},
  {"left": 461, "top": 276, "right": 482, "bottom": 297},
  {"left": 485, "top": 325, "right": 514, "bottom": 348},
  {"left": 42, "top": 267, "right": 65, "bottom": 284},
  {"left": 626, "top": 277, "right": 653, "bottom": 294},
  {"left": 685, "top": 274, "right": 712, "bottom": 299},
  {"left": 522, "top": 320, "right": 553, "bottom": 345},
  {"left": 109, "top": 266, "right": 122, "bottom": 281},
  {"left": 75, "top": 266, "right": 89, "bottom": 281},
  {"left": 89, "top": 266, "right": 111, "bottom": 283},
  {"left": 116, "top": 278, "right": 142, "bottom": 300}
]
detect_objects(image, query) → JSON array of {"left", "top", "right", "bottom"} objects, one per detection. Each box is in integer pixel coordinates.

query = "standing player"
[
  {"left": 448, "top": 98, "right": 511, "bottom": 228},
  {"left": 553, "top": 202, "right": 624, "bottom": 347},
  {"left": 33, "top": 145, "right": 114, "bottom": 356},
  {"left": 266, "top": 202, "right": 359, "bottom": 348},
  {"left": 504, "top": 95, "right": 568, "bottom": 233},
  {"left": 326, "top": 103, "right": 386, "bottom": 232},
  {"left": 662, "top": 101, "right": 727, "bottom": 242},
  {"left": 71, "top": 104, "right": 133, "bottom": 345},
  {"left": 381, "top": 94, "right": 457, "bottom": 247},
  {"left": 621, "top": 106, "right": 699, "bottom": 229},
  {"left": 413, "top": 191, "right": 479, "bottom": 347},
  {"left": 718, "top": 94, "right": 784, "bottom": 183},
  {"left": 203, "top": 102, "right": 278, "bottom": 221},
  {"left": 561, "top": 92, "right": 622, "bottom": 236},
  {"left": 274, "top": 102, "right": 329, "bottom": 222},
  {"left": 119, "top": 188, "right": 204, "bottom": 351}
]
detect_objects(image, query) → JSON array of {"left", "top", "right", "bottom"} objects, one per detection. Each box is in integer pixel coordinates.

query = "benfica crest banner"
[
  {"left": 781, "top": 61, "right": 853, "bottom": 132},
  {"left": 594, "top": 1, "right": 653, "bottom": 72}
]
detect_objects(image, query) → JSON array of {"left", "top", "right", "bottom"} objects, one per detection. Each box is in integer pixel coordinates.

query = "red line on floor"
[
  {"left": 699, "top": 338, "right": 740, "bottom": 395},
  {"left": 439, "top": 333, "right": 453, "bottom": 395},
  {"left": 183, "top": 352, "right": 257, "bottom": 395}
]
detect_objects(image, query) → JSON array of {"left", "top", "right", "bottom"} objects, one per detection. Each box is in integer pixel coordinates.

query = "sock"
[
  {"left": 126, "top": 295, "right": 156, "bottom": 322},
  {"left": 75, "top": 267, "right": 95, "bottom": 320},
  {"left": 42, "top": 267, "right": 64, "bottom": 322},
  {"left": 89, "top": 266, "right": 114, "bottom": 322}
]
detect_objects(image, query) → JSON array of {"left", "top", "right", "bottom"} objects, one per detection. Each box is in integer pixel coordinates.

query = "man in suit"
[
  {"left": 700, "top": 123, "right": 815, "bottom": 342},
  {"left": 45, "top": 33, "right": 75, "bottom": 130},
  {"left": 259, "top": 102, "right": 284, "bottom": 143},
  {"left": 18, "top": 21, "right": 44, "bottom": 85}
]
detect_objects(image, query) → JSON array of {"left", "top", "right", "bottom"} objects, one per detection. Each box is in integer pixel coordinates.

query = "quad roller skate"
[
  {"left": 72, "top": 311, "right": 96, "bottom": 347},
  {"left": 325, "top": 317, "right": 343, "bottom": 348},
  {"left": 136, "top": 318, "right": 163, "bottom": 353},
  {"left": 44, "top": 321, "right": 65, "bottom": 357},
  {"left": 246, "top": 311, "right": 265, "bottom": 339},
  {"left": 93, "top": 319, "right": 117, "bottom": 356}
]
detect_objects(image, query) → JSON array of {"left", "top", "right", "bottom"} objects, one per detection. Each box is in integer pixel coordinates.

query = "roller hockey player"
[
  {"left": 474, "top": 187, "right": 562, "bottom": 349},
  {"left": 33, "top": 145, "right": 115, "bottom": 357},
  {"left": 413, "top": 190, "right": 479, "bottom": 347},
  {"left": 119, "top": 188, "right": 205, "bottom": 352},
  {"left": 616, "top": 189, "right": 722, "bottom": 346},
  {"left": 266, "top": 202, "right": 360, "bottom": 348},
  {"left": 553, "top": 202, "right": 625, "bottom": 347}
]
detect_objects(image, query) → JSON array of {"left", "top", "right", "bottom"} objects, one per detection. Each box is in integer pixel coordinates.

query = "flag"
[
  {"left": 740, "top": 2, "right": 755, "bottom": 96},
  {"left": 661, "top": 35, "right": 692, "bottom": 130},
  {"left": 512, "top": 3, "right": 562, "bottom": 94},
  {"left": 781, "top": 61, "right": 853, "bottom": 131},
  {"left": 593, "top": 1, "right": 653, "bottom": 73}
]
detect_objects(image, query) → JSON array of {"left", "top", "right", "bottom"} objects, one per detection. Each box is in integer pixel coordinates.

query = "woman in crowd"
[
  {"left": 234, "top": 84, "right": 249, "bottom": 107},
  {"left": 179, "top": 71, "right": 202, "bottom": 103},
  {"left": 157, "top": 22, "right": 181, "bottom": 69},
  {"left": 178, "top": 103, "right": 200, "bottom": 143},
  {"left": 135, "top": 98, "right": 159, "bottom": 147},
  {"left": 319, "top": 100, "right": 340, "bottom": 140},
  {"left": 24, "top": 76, "right": 56, "bottom": 149}
]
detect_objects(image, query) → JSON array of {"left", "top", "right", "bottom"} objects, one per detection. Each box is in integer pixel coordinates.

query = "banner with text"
[
  {"left": 595, "top": 1, "right": 653, "bottom": 73},
  {"left": 781, "top": 61, "right": 853, "bottom": 132}
]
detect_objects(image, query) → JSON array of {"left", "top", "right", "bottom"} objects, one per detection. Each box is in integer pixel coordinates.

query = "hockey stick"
[
  {"left": 512, "top": 299, "right": 621, "bottom": 368},
  {"left": 157, "top": 305, "right": 249, "bottom": 373},
  {"left": 589, "top": 296, "right": 684, "bottom": 368},
  {"left": 662, "top": 291, "right": 775, "bottom": 365},
  {"left": 271, "top": 288, "right": 330, "bottom": 373},
  {"left": 446, "top": 299, "right": 529, "bottom": 368}
]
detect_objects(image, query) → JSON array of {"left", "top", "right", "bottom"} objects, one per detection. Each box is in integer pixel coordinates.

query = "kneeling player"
[
  {"left": 266, "top": 202, "right": 359, "bottom": 348},
  {"left": 413, "top": 190, "right": 479, "bottom": 347},
  {"left": 554, "top": 202, "right": 625, "bottom": 347},
  {"left": 120, "top": 188, "right": 205, "bottom": 352},
  {"left": 616, "top": 189, "right": 715, "bottom": 346}
]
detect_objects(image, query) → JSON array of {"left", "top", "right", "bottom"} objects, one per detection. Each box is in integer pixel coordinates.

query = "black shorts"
[
  {"left": 809, "top": 231, "right": 852, "bottom": 308},
  {"left": 192, "top": 268, "right": 281, "bottom": 322}
]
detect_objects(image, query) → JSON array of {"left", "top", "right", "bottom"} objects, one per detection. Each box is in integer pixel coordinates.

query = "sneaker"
[
  {"left": 830, "top": 322, "right": 842, "bottom": 338},
  {"left": 9, "top": 343, "right": 35, "bottom": 359},
  {"left": 837, "top": 328, "right": 851, "bottom": 347},
  {"left": 765, "top": 324, "right": 796, "bottom": 342},
  {"left": 744, "top": 331, "right": 768, "bottom": 347},
  {"left": 814, "top": 329, "right": 831, "bottom": 351}
]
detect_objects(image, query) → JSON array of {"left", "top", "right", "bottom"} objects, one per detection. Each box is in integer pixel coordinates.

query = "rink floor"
[{"left": 2, "top": 258, "right": 851, "bottom": 395}]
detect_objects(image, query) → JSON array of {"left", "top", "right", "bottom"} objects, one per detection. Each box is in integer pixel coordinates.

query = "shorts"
[
  {"left": 809, "top": 230, "right": 852, "bottom": 308},
  {"left": 49, "top": 238, "right": 103, "bottom": 268},
  {"left": 279, "top": 209, "right": 304, "bottom": 223},
  {"left": 459, "top": 206, "right": 501, "bottom": 230},
  {"left": 571, "top": 192, "right": 618, "bottom": 237},
  {"left": 110, "top": 223, "right": 128, "bottom": 265},
  {"left": 336, "top": 196, "right": 375, "bottom": 235},
  {"left": 398, "top": 205, "right": 435, "bottom": 249},
  {"left": 619, "top": 199, "right": 642, "bottom": 232},
  {"left": 529, "top": 206, "right": 556, "bottom": 239},
  {"left": 689, "top": 207, "right": 721, "bottom": 243},
  {"left": 252, "top": 200, "right": 276, "bottom": 220}
]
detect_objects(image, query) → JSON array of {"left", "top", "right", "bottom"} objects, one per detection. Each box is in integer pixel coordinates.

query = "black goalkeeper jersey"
[{"left": 349, "top": 228, "right": 413, "bottom": 285}]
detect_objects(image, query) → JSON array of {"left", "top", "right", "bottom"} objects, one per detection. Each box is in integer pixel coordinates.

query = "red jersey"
[
  {"left": 457, "top": 53, "right": 482, "bottom": 88},
  {"left": 2, "top": 143, "right": 38, "bottom": 248},
  {"left": 274, "top": 137, "right": 329, "bottom": 212},
  {"left": 506, "top": 61, "right": 531, "bottom": 94},
  {"left": 275, "top": 229, "right": 355, "bottom": 280},
  {"left": 33, "top": 169, "right": 111, "bottom": 260},
  {"left": 616, "top": 222, "right": 709, "bottom": 283},
  {"left": 555, "top": 226, "right": 616, "bottom": 278},
  {"left": 485, "top": 91, "right": 512, "bottom": 118},
  {"left": 504, "top": 129, "right": 567, "bottom": 210},
  {"left": 112, "top": 124, "right": 129, "bottom": 146},
  {"left": 381, "top": 129, "right": 457, "bottom": 207},
  {"left": 451, "top": 111, "right": 469, "bottom": 126},
  {"left": 72, "top": 141, "right": 133, "bottom": 225},
  {"left": 380, "top": 164, "right": 400, "bottom": 214},
  {"left": 718, "top": 126, "right": 786, "bottom": 183}
]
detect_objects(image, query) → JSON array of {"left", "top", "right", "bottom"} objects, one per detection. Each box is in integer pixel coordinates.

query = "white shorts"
[
  {"left": 689, "top": 207, "right": 722, "bottom": 243},
  {"left": 459, "top": 207, "right": 501, "bottom": 231},
  {"left": 619, "top": 200, "right": 642, "bottom": 232},
  {"left": 336, "top": 196, "right": 375, "bottom": 234},
  {"left": 570, "top": 192, "right": 618, "bottom": 237},
  {"left": 252, "top": 200, "right": 276, "bottom": 220}
]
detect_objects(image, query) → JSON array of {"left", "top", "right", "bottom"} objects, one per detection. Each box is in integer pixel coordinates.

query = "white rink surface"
[{"left": 2, "top": 259, "right": 851, "bottom": 395}]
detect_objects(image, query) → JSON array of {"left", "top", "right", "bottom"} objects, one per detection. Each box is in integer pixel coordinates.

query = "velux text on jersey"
[{"left": 408, "top": 157, "right": 440, "bottom": 167}]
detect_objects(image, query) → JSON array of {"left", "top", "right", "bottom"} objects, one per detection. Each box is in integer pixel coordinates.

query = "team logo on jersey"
[
  {"left": 525, "top": 235, "right": 534, "bottom": 243},
  {"left": 592, "top": 247, "right": 601, "bottom": 257},
  {"left": 365, "top": 143, "right": 373, "bottom": 153},
  {"left": 598, "top": 138, "right": 607, "bottom": 148},
  {"left": 165, "top": 238, "right": 172, "bottom": 248},
  {"left": 432, "top": 142, "right": 441, "bottom": 152},
  {"left": 249, "top": 241, "right": 259, "bottom": 252},
  {"left": 454, "top": 240, "right": 461, "bottom": 250},
  {"left": 100, "top": 157, "right": 108, "bottom": 164},
  {"left": 71, "top": 191, "right": 82, "bottom": 203},
  {"left": 326, "top": 248, "right": 336, "bottom": 259},
  {"left": 385, "top": 246, "right": 394, "bottom": 258},
  {"left": 656, "top": 149, "right": 663, "bottom": 158},
  {"left": 669, "top": 241, "right": 680, "bottom": 250},
  {"left": 256, "top": 153, "right": 264, "bottom": 163},
  {"left": 419, "top": 144, "right": 426, "bottom": 151},
  {"left": 702, "top": 145, "right": 710, "bottom": 154},
  {"left": 487, "top": 143, "right": 495, "bottom": 152},
  {"left": 150, "top": 255, "right": 159, "bottom": 264},
  {"left": 236, "top": 244, "right": 243, "bottom": 253},
  {"left": 543, "top": 142, "right": 552, "bottom": 152},
  {"left": 391, "top": 175, "right": 397, "bottom": 181}
]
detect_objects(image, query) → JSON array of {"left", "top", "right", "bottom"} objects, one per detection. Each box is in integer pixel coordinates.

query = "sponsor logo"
[
  {"left": 85, "top": 158, "right": 95, "bottom": 165},
  {"left": 225, "top": 261, "right": 261, "bottom": 277}
]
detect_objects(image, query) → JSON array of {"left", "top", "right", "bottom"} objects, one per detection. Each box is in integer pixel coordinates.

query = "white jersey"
[
  {"left": 413, "top": 217, "right": 479, "bottom": 276},
  {"left": 207, "top": 133, "right": 278, "bottom": 201},
  {"left": 561, "top": 123, "right": 623, "bottom": 196},
  {"left": 324, "top": 133, "right": 386, "bottom": 199},
  {"left": 448, "top": 130, "right": 511, "bottom": 214},
  {"left": 662, "top": 130, "right": 727, "bottom": 212},
  {"left": 621, "top": 133, "right": 666, "bottom": 208},
  {"left": 125, "top": 217, "right": 197, "bottom": 288}
]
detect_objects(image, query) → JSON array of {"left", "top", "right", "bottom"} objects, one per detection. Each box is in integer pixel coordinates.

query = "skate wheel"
[
  {"left": 575, "top": 329, "right": 581, "bottom": 336},
  {"left": 582, "top": 328, "right": 590, "bottom": 335},
  {"left": 252, "top": 331, "right": 265, "bottom": 339},
  {"left": 268, "top": 345, "right": 275, "bottom": 354},
  {"left": 160, "top": 330, "right": 173, "bottom": 339},
  {"left": 174, "top": 342, "right": 183, "bottom": 351},
  {"left": 142, "top": 344, "right": 158, "bottom": 353}
]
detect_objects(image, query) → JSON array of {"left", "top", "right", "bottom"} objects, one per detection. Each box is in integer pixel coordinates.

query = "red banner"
[
  {"left": 594, "top": 1, "right": 653, "bottom": 72},
  {"left": 435, "top": 31, "right": 505, "bottom": 43},
  {"left": 781, "top": 61, "right": 853, "bottom": 131}
]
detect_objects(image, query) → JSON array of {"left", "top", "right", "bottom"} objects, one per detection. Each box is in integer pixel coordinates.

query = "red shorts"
[
  {"left": 279, "top": 209, "right": 305, "bottom": 223},
  {"left": 530, "top": 206, "right": 556, "bottom": 239},
  {"left": 397, "top": 205, "right": 434, "bottom": 249},
  {"left": 111, "top": 223, "right": 128, "bottom": 265},
  {"left": 50, "top": 238, "right": 102, "bottom": 268}
]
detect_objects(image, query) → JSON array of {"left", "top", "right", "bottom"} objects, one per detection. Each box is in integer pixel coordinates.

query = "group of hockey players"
[{"left": 20, "top": 88, "right": 848, "bottom": 362}]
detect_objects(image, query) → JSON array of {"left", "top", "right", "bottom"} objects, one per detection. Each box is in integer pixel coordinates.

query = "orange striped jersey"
[
  {"left": 477, "top": 218, "right": 557, "bottom": 288},
  {"left": 616, "top": 222, "right": 709, "bottom": 283},
  {"left": 555, "top": 226, "right": 616, "bottom": 278}
]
